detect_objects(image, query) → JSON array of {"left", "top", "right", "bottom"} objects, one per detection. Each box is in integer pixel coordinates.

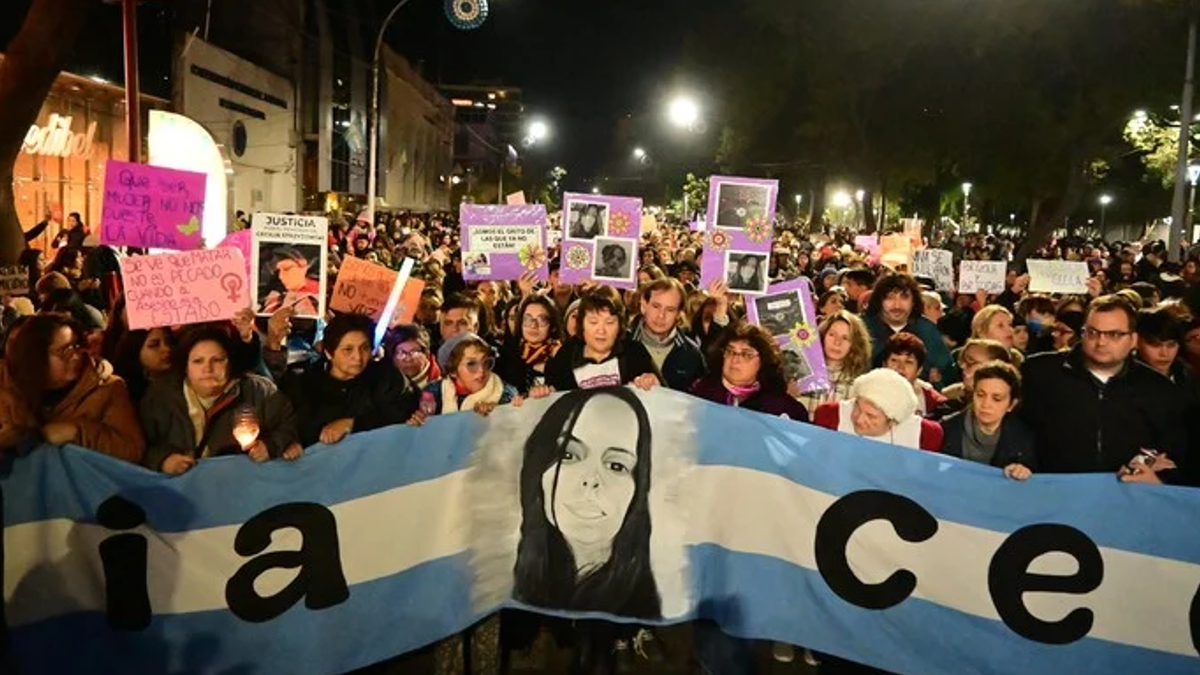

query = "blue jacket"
[
  {"left": 628, "top": 322, "right": 707, "bottom": 392},
  {"left": 865, "top": 313, "right": 953, "bottom": 381}
]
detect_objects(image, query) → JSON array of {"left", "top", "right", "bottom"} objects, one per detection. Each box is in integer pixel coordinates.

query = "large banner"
[{"left": 4, "top": 388, "right": 1200, "bottom": 675}]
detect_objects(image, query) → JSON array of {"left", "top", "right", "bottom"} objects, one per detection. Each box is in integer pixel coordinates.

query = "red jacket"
[{"left": 813, "top": 401, "right": 944, "bottom": 452}]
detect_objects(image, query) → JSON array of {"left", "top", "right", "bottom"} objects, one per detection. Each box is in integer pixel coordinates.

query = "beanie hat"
[
  {"left": 35, "top": 272, "right": 71, "bottom": 296},
  {"left": 850, "top": 369, "right": 919, "bottom": 423},
  {"left": 437, "top": 331, "right": 482, "bottom": 372}
]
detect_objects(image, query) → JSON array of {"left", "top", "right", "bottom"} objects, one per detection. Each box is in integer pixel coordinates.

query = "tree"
[
  {"left": 1125, "top": 112, "right": 1200, "bottom": 187},
  {"left": 681, "top": 172, "right": 708, "bottom": 220},
  {"left": 0, "top": 0, "right": 93, "bottom": 265}
]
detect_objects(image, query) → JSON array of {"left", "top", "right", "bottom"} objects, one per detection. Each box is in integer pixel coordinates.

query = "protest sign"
[
  {"left": 218, "top": 229, "right": 253, "bottom": 279},
  {"left": 460, "top": 204, "right": 549, "bottom": 282},
  {"left": 250, "top": 213, "right": 329, "bottom": 319},
  {"left": 745, "top": 276, "right": 829, "bottom": 394},
  {"left": 958, "top": 260, "right": 1008, "bottom": 294},
  {"left": 6, "top": 388, "right": 1200, "bottom": 675},
  {"left": 913, "top": 248, "right": 954, "bottom": 291},
  {"left": 902, "top": 218, "right": 925, "bottom": 250},
  {"left": 1026, "top": 259, "right": 1090, "bottom": 294},
  {"left": 700, "top": 175, "right": 778, "bottom": 295},
  {"left": 100, "top": 160, "right": 207, "bottom": 250},
  {"left": 0, "top": 266, "right": 29, "bottom": 296},
  {"left": 505, "top": 191, "right": 526, "bottom": 205},
  {"left": 121, "top": 248, "right": 249, "bottom": 330},
  {"left": 854, "top": 234, "right": 880, "bottom": 263},
  {"left": 879, "top": 232, "right": 914, "bottom": 269},
  {"left": 330, "top": 256, "right": 425, "bottom": 324},
  {"left": 560, "top": 193, "right": 643, "bottom": 289}
]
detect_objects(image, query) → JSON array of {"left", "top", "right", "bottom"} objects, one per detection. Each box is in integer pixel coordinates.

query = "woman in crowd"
[
  {"left": 545, "top": 288, "right": 659, "bottom": 391},
  {"left": 690, "top": 323, "right": 810, "bottom": 419},
  {"left": 940, "top": 361, "right": 1036, "bottom": 479},
  {"left": 812, "top": 368, "right": 943, "bottom": 451},
  {"left": 111, "top": 327, "right": 175, "bottom": 405},
  {"left": 284, "top": 313, "right": 418, "bottom": 447},
  {"left": 817, "top": 289, "right": 845, "bottom": 320},
  {"left": 386, "top": 324, "right": 441, "bottom": 389},
  {"left": 880, "top": 333, "right": 945, "bottom": 417},
  {"left": 970, "top": 305, "right": 1015, "bottom": 348},
  {"left": 497, "top": 295, "right": 563, "bottom": 394},
  {"left": 140, "top": 325, "right": 301, "bottom": 475},
  {"left": 797, "top": 310, "right": 872, "bottom": 412},
  {"left": 935, "top": 338, "right": 1014, "bottom": 418},
  {"left": 1050, "top": 309, "right": 1085, "bottom": 352},
  {"left": 637, "top": 265, "right": 666, "bottom": 287},
  {"left": 408, "top": 332, "right": 518, "bottom": 422},
  {"left": 0, "top": 314, "right": 144, "bottom": 461}
]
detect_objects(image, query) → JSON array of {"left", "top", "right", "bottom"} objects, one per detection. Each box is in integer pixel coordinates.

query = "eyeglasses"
[
  {"left": 1050, "top": 326, "right": 1075, "bottom": 337},
  {"left": 724, "top": 347, "right": 760, "bottom": 362},
  {"left": 1083, "top": 327, "right": 1132, "bottom": 342},
  {"left": 394, "top": 348, "right": 426, "bottom": 361},
  {"left": 50, "top": 343, "right": 82, "bottom": 360},
  {"left": 523, "top": 316, "right": 551, "bottom": 328},
  {"left": 461, "top": 357, "right": 495, "bottom": 373}
]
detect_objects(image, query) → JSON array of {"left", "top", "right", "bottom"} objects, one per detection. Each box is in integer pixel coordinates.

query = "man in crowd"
[
  {"left": 630, "top": 278, "right": 715, "bottom": 390},
  {"left": 839, "top": 268, "right": 875, "bottom": 313},
  {"left": 862, "top": 272, "right": 953, "bottom": 382},
  {"left": 435, "top": 293, "right": 482, "bottom": 355},
  {"left": 1021, "top": 295, "right": 1188, "bottom": 483}
]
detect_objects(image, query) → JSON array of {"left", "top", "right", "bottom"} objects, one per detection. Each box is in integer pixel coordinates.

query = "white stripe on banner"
[{"left": 5, "top": 470, "right": 471, "bottom": 625}]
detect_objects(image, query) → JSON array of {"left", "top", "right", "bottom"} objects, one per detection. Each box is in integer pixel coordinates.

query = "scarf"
[
  {"left": 521, "top": 340, "right": 560, "bottom": 368},
  {"left": 722, "top": 378, "right": 761, "bottom": 407},
  {"left": 183, "top": 380, "right": 235, "bottom": 457},
  {"left": 440, "top": 372, "right": 505, "bottom": 414},
  {"left": 962, "top": 410, "right": 1001, "bottom": 465}
]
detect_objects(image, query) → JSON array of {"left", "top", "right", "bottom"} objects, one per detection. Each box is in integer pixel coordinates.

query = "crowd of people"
[{"left": 2, "top": 206, "right": 1199, "bottom": 675}]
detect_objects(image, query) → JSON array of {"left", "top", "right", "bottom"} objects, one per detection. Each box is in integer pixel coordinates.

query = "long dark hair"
[
  {"left": 6, "top": 314, "right": 82, "bottom": 421},
  {"left": 513, "top": 387, "right": 661, "bottom": 618},
  {"left": 112, "top": 327, "right": 176, "bottom": 403}
]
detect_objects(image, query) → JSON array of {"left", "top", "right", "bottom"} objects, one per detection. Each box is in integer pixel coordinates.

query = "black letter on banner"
[
  {"left": 988, "top": 524, "right": 1102, "bottom": 644},
  {"left": 225, "top": 503, "right": 349, "bottom": 622},
  {"left": 814, "top": 489, "right": 938, "bottom": 610},
  {"left": 1191, "top": 582, "right": 1200, "bottom": 656},
  {"left": 97, "top": 496, "right": 151, "bottom": 630}
]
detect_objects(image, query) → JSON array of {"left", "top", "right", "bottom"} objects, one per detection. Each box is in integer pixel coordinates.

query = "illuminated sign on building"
[{"left": 22, "top": 114, "right": 97, "bottom": 159}]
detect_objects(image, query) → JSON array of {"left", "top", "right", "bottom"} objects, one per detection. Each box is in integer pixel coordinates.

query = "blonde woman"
[
  {"left": 797, "top": 310, "right": 872, "bottom": 411},
  {"left": 971, "top": 305, "right": 1015, "bottom": 348}
]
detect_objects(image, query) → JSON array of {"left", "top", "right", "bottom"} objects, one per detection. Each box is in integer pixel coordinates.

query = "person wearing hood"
[{"left": 813, "top": 368, "right": 943, "bottom": 451}]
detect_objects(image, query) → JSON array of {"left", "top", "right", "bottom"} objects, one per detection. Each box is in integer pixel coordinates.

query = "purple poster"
[
  {"left": 700, "top": 175, "right": 778, "bottom": 296},
  {"left": 460, "top": 204, "right": 549, "bottom": 282},
  {"left": 100, "top": 159, "right": 207, "bottom": 250},
  {"left": 744, "top": 276, "right": 829, "bottom": 395},
  {"left": 559, "top": 192, "right": 643, "bottom": 290}
]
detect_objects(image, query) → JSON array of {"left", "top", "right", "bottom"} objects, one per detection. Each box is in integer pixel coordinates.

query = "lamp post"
[
  {"left": 667, "top": 95, "right": 700, "bottom": 130},
  {"left": 366, "top": 0, "right": 416, "bottom": 228},
  {"left": 1099, "top": 194, "right": 1113, "bottom": 238},
  {"left": 962, "top": 182, "right": 973, "bottom": 232},
  {"left": 1169, "top": 13, "right": 1198, "bottom": 261}
]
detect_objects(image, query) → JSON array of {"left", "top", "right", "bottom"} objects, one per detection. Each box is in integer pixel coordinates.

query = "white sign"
[
  {"left": 467, "top": 225, "right": 541, "bottom": 253},
  {"left": 1026, "top": 259, "right": 1090, "bottom": 295},
  {"left": 250, "top": 213, "right": 329, "bottom": 318},
  {"left": 912, "top": 249, "right": 954, "bottom": 291},
  {"left": 0, "top": 266, "right": 29, "bottom": 296},
  {"left": 22, "top": 114, "right": 97, "bottom": 159},
  {"left": 958, "top": 261, "right": 1007, "bottom": 295}
]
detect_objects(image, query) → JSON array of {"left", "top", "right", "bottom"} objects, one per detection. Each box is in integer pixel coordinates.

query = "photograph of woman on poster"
[
  {"left": 257, "top": 244, "right": 321, "bottom": 317},
  {"left": 512, "top": 387, "right": 661, "bottom": 618},
  {"left": 568, "top": 202, "right": 608, "bottom": 240}
]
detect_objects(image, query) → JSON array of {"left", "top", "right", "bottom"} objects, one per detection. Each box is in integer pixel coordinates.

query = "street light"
[
  {"left": 1099, "top": 194, "right": 1113, "bottom": 235},
  {"left": 633, "top": 147, "right": 646, "bottom": 160},
  {"left": 527, "top": 119, "right": 549, "bottom": 144},
  {"left": 831, "top": 191, "right": 852, "bottom": 208},
  {"left": 794, "top": 194, "right": 802, "bottom": 206},
  {"left": 591, "top": 186, "right": 601, "bottom": 194},
  {"left": 367, "top": 0, "right": 419, "bottom": 227},
  {"left": 962, "top": 182, "right": 973, "bottom": 231},
  {"left": 667, "top": 95, "right": 700, "bottom": 129}
]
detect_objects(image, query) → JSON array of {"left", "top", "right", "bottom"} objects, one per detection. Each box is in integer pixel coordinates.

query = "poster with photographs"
[
  {"left": 459, "top": 204, "right": 549, "bottom": 282},
  {"left": 745, "top": 276, "right": 829, "bottom": 395},
  {"left": 250, "top": 213, "right": 329, "bottom": 319},
  {"left": 700, "top": 176, "right": 778, "bottom": 295},
  {"left": 559, "top": 193, "right": 643, "bottom": 290}
]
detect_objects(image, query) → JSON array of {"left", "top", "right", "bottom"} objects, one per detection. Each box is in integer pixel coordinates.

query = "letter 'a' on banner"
[{"left": 5, "top": 388, "right": 1200, "bottom": 675}]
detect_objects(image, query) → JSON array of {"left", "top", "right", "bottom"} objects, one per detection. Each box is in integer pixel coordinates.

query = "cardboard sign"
[
  {"left": 854, "top": 235, "right": 880, "bottom": 263},
  {"left": 559, "top": 193, "right": 644, "bottom": 290},
  {"left": 0, "top": 266, "right": 29, "bottom": 296},
  {"left": 218, "top": 229, "right": 253, "bottom": 279},
  {"left": 958, "top": 260, "right": 1007, "bottom": 295},
  {"left": 250, "top": 213, "right": 329, "bottom": 319},
  {"left": 330, "top": 256, "right": 424, "bottom": 324},
  {"left": 912, "top": 249, "right": 954, "bottom": 291},
  {"left": 902, "top": 218, "right": 924, "bottom": 250},
  {"left": 879, "top": 233, "right": 913, "bottom": 269},
  {"left": 700, "top": 176, "right": 779, "bottom": 296},
  {"left": 121, "top": 248, "right": 249, "bottom": 330},
  {"left": 100, "top": 160, "right": 207, "bottom": 250},
  {"left": 1026, "top": 259, "right": 1089, "bottom": 295},
  {"left": 460, "top": 205, "right": 549, "bottom": 282},
  {"left": 505, "top": 191, "right": 526, "bottom": 205}
]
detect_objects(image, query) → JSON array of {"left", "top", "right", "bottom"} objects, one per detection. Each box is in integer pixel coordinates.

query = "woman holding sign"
[{"left": 690, "top": 324, "right": 809, "bottom": 420}]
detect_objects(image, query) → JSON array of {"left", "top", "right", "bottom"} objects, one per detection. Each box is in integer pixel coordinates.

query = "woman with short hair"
[
  {"left": 940, "top": 361, "right": 1036, "bottom": 479},
  {"left": 545, "top": 288, "right": 658, "bottom": 392},
  {"left": 690, "top": 323, "right": 809, "bottom": 419}
]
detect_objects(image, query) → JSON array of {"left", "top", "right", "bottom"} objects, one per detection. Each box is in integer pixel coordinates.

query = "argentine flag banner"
[{"left": 4, "top": 387, "right": 1200, "bottom": 674}]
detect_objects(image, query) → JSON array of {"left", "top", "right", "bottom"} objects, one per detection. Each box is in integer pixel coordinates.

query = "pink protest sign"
[
  {"left": 101, "top": 160, "right": 207, "bottom": 250},
  {"left": 121, "top": 248, "right": 249, "bottom": 330},
  {"left": 218, "top": 229, "right": 253, "bottom": 278}
]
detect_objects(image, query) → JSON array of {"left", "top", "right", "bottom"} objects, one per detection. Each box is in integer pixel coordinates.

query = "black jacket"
[
  {"left": 628, "top": 322, "right": 707, "bottom": 392},
  {"left": 1019, "top": 346, "right": 1188, "bottom": 479},
  {"left": 545, "top": 337, "right": 657, "bottom": 391},
  {"left": 940, "top": 410, "right": 1038, "bottom": 470},
  {"left": 282, "top": 359, "right": 419, "bottom": 447}
]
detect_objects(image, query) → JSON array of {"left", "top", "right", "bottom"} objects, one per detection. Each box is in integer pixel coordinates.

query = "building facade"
[
  {"left": 439, "top": 83, "right": 523, "bottom": 204},
  {"left": 379, "top": 47, "right": 453, "bottom": 212}
]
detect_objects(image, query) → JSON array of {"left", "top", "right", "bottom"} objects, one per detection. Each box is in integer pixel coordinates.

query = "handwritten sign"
[
  {"left": 912, "top": 249, "right": 954, "bottom": 291},
  {"left": 121, "top": 248, "right": 248, "bottom": 330},
  {"left": 853, "top": 235, "right": 880, "bottom": 263},
  {"left": 1026, "top": 259, "right": 1090, "bottom": 295},
  {"left": 958, "top": 260, "right": 1007, "bottom": 295},
  {"left": 879, "top": 233, "right": 913, "bottom": 269},
  {"left": 329, "top": 256, "right": 427, "bottom": 323},
  {"left": 0, "top": 267, "right": 29, "bottom": 296},
  {"left": 505, "top": 191, "right": 526, "bottom": 205},
  {"left": 100, "top": 160, "right": 206, "bottom": 250}
]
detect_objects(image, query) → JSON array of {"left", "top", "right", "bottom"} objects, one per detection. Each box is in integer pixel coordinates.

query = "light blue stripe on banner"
[
  {"left": 2, "top": 415, "right": 482, "bottom": 530},
  {"left": 9, "top": 553, "right": 481, "bottom": 675},
  {"left": 691, "top": 401, "right": 1200, "bottom": 563},
  {"left": 689, "top": 544, "right": 1200, "bottom": 675}
]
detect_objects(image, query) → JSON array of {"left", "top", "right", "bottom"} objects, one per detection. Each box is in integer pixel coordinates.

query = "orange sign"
[{"left": 331, "top": 256, "right": 424, "bottom": 324}]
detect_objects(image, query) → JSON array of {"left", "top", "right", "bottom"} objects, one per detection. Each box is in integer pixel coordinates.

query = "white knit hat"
[{"left": 850, "top": 369, "right": 919, "bottom": 423}]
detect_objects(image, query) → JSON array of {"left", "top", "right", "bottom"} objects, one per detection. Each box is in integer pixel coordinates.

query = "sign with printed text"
[
  {"left": 0, "top": 266, "right": 29, "bottom": 296},
  {"left": 330, "top": 256, "right": 424, "bottom": 324},
  {"left": 250, "top": 213, "right": 329, "bottom": 319},
  {"left": 958, "top": 260, "right": 1008, "bottom": 295},
  {"left": 913, "top": 248, "right": 954, "bottom": 291},
  {"left": 100, "top": 160, "right": 207, "bottom": 250},
  {"left": 121, "top": 248, "right": 249, "bottom": 330},
  {"left": 460, "top": 204, "right": 549, "bottom": 282},
  {"left": 1026, "top": 259, "right": 1089, "bottom": 295}
]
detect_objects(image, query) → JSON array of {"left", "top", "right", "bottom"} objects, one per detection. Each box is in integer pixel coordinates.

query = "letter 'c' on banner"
[{"left": 814, "top": 490, "right": 939, "bottom": 610}]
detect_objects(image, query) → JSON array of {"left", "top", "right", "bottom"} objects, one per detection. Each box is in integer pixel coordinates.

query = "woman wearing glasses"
[
  {"left": 497, "top": 295, "right": 564, "bottom": 394},
  {"left": 690, "top": 324, "right": 809, "bottom": 420},
  {"left": 0, "top": 314, "right": 144, "bottom": 461},
  {"left": 385, "top": 324, "right": 441, "bottom": 389},
  {"left": 407, "top": 332, "right": 518, "bottom": 422}
]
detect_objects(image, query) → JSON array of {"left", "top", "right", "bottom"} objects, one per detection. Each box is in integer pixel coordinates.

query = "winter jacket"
[
  {"left": 864, "top": 313, "right": 953, "bottom": 381},
  {"left": 629, "top": 321, "right": 707, "bottom": 392},
  {"left": 940, "top": 410, "right": 1038, "bottom": 470},
  {"left": 1019, "top": 346, "right": 1188, "bottom": 479},
  {"left": 545, "top": 338, "right": 658, "bottom": 391},
  {"left": 140, "top": 372, "right": 299, "bottom": 472},
  {"left": 0, "top": 357, "right": 144, "bottom": 462},
  {"left": 496, "top": 338, "right": 561, "bottom": 395},
  {"left": 282, "top": 359, "right": 418, "bottom": 447},
  {"left": 812, "top": 401, "right": 944, "bottom": 452},
  {"left": 689, "top": 376, "right": 809, "bottom": 421}
]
